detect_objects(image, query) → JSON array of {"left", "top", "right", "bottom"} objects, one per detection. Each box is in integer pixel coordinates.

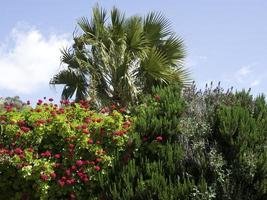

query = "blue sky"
[{"left": 1, "top": 0, "right": 267, "bottom": 103}]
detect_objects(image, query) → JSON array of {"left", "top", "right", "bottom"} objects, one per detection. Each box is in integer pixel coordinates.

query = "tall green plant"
[
  {"left": 97, "top": 84, "right": 216, "bottom": 199},
  {"left": 50, "top": 6, "right": 189, "bottom": 106}
]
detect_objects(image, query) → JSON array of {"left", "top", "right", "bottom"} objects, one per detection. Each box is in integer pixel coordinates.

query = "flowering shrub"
[{"left": 0, "top": 99, "right": 132, "bottom": 199}]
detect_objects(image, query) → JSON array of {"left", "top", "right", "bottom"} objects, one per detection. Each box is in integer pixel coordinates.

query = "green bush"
[
  {"left": 98, "top": 83, "right": 266, "bottom": 200},
  {"left": 0, "top": 99, "right": 132, "bottom": 199}
]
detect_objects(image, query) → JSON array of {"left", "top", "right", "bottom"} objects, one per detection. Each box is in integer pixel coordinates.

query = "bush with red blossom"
[{"left": 0, "top": 99, "right": 132, "bottom": 199}]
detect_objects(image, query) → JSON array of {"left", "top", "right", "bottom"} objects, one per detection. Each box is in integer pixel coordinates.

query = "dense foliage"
[
  {"left": 50, "top": 6, "right": 189, "bottom": 106},
  {"left": 0, "top": 84, "right": 266, "bottom": 200},
  {"left": 0, "top": 99, "right": 132, "bottom": 199},
  {"left": 0, "top": 96, "right": 27, "bottom": 111},
  {"left": 98, "top": 83, "right": 266, "bottom": 200}
]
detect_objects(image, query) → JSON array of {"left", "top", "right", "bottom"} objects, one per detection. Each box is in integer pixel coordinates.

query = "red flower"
[
  {"left": 27, "top": 148, "right": 34, "bottom": 152},
  {"left": 156, "top": 136, "right": 163, "bottom": 142},
  {"left": 81, "top": 124, "right": 87, "bottom": 129},
  {"left": 114, "top": 130, "right": 126, "bottom": 136},
  {"left": 69, "top": 144, "right": 75, "bottom": 149},
  {"left": 20, "top": 126, "right": 30, "bottom": 133},
  {"left": 142, "top": 136, "right": 148, "bottom": 142},
  {"left": 48, "top": 98, "right": 53, "bottom": 102},
  {"left": 40, "top": 173, "right": 48, "bottom": 181},
  {"left": 19, "top": 154, "right": 25, "bottom": 159},
  {"left": 76, "top": 160, "right": 83, "bottom": 166},
  {"left": 36, "top": 109, "right": 42, "bottom": 113},
  {"left": 50, "top": 111, "right": 57, "bottom": 117},
  {"left": 14, "top": 148, "right": 23, "bottom": 155},
  {"left": 54, "top": 154, "right": 61, "bottom": 159},
  {"left": 111, "top": 104, "right": 116, "bottom": 110},
  {"left": 83, "top": 160, "right": 90, "bottom": 165},
  {"left": 87, "top": 139, "right": 93, "bottom": 144},
  {"left": 41, "top": 150, "right": 51, "bottom": 157},
  {"left": 119, "top": 107, "right": 126, "bottom": 113},
  {"left": 154, "top": 95, "right": 161, "bottom": 101},
  {"left": 71, "top": 165, "right": 77, "bottom": 171},
  {"left": 66, "top": 179, "right": 73, "bottom": 185},
  {"left": 65, "top": 169, "right": 71, "bottom": 176},
  {"left": 82, "top": 176, "right": 89, "bottom": 183},
  {"left": 82, "top": 129, "right": 90, "bottom": 134},
  {"left": 84, "top": 117, "right": 91, "bottom": 124},
  {"left": 95, "top": 158, "right": 102, "bottom": 163},
  {"left": 50, "top": 172, "right": 57, "bottom": 179},
  {"left": 94, "top": 166, "right": 101, "bottom": 171},
  {"left": 58, "top": 179, "right": 65, "bottom": 187}
]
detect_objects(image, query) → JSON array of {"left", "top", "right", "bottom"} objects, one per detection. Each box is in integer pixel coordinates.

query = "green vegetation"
[
  {"left": 50, "top": 6, "right": 189, "bottom": 106},
  {"left": 0, "top": 99, "right": 132, "bottom": 199},
  {"left": 0, "top": 84, "right": 266, "bottom": 199}
]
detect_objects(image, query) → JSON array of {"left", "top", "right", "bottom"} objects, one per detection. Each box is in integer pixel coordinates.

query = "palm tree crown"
[{"left": 50, "top": 6, "right": 189, "bottom": 106}]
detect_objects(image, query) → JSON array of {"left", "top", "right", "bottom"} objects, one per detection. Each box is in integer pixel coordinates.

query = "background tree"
[{"left": 50, "top": 5, "right": 189, "bottom": 106}]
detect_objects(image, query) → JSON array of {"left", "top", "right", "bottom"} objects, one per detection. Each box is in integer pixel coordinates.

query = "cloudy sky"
[{"left": 1, "top": 0, "right": 267, "bottom": 103}]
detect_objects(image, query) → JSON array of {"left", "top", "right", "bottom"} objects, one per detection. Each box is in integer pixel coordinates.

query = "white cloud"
[{"left": 0, "top": 26, "right": 71, "bottom": 94}]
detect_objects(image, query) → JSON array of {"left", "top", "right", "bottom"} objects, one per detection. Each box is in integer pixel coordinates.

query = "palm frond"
[{"left": 143, "top": 12, "right": 172, "bottom": 42}]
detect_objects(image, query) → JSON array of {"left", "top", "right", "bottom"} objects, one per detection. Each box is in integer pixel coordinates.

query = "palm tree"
[{"left": 50, "top": 6, "right": 189, "bottom": 106}]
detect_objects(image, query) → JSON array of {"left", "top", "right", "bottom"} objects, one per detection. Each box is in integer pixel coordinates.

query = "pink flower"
[
  {"left": 69, "top": 192, "right": 76, "bottom": 199},
  {"left": 76, "top": 160, "right": 83, "bottom": 166},
  {"left": 54, "top": 154, "right": 61, "bottom": 159},
  {"left": 94, "top": 166, "right": 101, "bottom": 171},
  {"left": 156, "top": 136, "right": 163, "bottom": 142},
  {"left": 58, "top": 179, "right": 65, "bottom": 187},
  {"left": 66, "top": 179, "right": 73, "bottom": 185},
  {"left": 65, "top": 169, "right": 71, "bottom": 176},
  {"left": 48, "top": 98, "right": 54, "bottom": 102},
  {"left": 37, "top": 99, "right": 43, "bottom": 105}
]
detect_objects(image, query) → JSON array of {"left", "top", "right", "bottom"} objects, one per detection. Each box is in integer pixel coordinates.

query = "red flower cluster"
[
  {"left": 41, "top": 151, "right": 51, "bottom": 157},
  {"left": 0, "top": 97, "right": 132, "bottom": 199}
]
